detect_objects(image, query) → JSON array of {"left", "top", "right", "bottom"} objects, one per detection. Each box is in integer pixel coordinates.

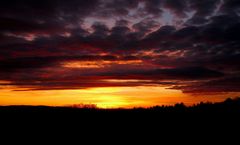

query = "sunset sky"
[{"left": 1, "top": 0, "right": 240, "bottom": 108}]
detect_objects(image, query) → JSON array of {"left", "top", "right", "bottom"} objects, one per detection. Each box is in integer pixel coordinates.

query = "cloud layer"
[{"left": 1, "top": 0, "right": 240, "bottom": 94}]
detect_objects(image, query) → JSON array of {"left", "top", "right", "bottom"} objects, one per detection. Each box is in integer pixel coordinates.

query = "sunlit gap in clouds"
[
  {"left": 1, "top": 85, "right": 238, "bottom": 108},
  {"left": 0, "top": 86, "right": 184, "bottom": 108},
  {"left": 62, "top": 60, "right": 143, "bottom": 69}
]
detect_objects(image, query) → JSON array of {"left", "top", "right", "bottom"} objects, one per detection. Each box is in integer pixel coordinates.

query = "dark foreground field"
[{"left": 0, "top": 98, "right": 239, "bottom": 139}]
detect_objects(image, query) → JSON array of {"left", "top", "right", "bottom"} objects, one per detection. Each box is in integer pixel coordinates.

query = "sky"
[{"left": 1, "top": 0, "right": 240, "bottom": 108}]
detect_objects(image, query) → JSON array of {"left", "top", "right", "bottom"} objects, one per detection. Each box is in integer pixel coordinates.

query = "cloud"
[
  {"left": 0, "top": 0, "right": 240, "bottom": 94},
  {"left": 173, "top": 76, "right": 240, "bottom": 93},
  {"left": 132, "top": 18, "right": 161, "bottom": 37},
  {"left": 163, "top": 0, "right": 188, "bottom": 17},
  {"left": 0, "top": 55, "right": 130, "bottom": 72},
  {"left": 220, "top": 0, "right": 240, "bottom": 14},
  {"left": 0, "top": 63, "right": 224, "bottom": 91},
  {"left": 189, "top": 0, "right": 221, "bottom": 17}
]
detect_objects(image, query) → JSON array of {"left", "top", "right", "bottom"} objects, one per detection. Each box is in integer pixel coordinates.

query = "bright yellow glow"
[
  {"left": 63, "top": 61, "right": 103, "bottom": 68},
  {"left": 0, "top": 86, "right": 238, "bottom": 108},
  {"left": 62, "top": 60, "right": 143, "bottom": 68}
]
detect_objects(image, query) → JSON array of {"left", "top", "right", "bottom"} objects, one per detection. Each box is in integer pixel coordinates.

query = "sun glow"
[{"left": 0, "top": 85, "right": 235, "bottom": 108}]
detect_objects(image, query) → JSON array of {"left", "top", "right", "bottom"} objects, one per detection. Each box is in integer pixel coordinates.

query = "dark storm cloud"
[
  {"left": 143, "top": 0, "right": 163, "bottom": 17},
  {"left": 132, "top": 19, "right": 160, "bottom": 37},
  {"left": 0, "top": 65, "right": 224, "bottom": 90},
  {"left": 0, "top": 55, "right": 126, "bottom": 72},
  {"left": 163, "top": 0, "right": 188, "bottom": 17},
  {"left": 189, "top": 0, "right": 221, "bottom": 17},
  {"left": 91, "top": 22, "right": 110, "bottom": 38},
  {"left": 185, "top": 16, "right": 209, "bottom": 26},
  {"left": 96, "top": 67, "right": 224, "bottom": 80},
  {"left": 0, "top": 0, "right": 240, "bottom": 94},
  {"left": 0, "top": 0, "right": 100, "bottom": 18},
  {"left": 221, "top": 0, "right": 240, "bottom": 14},
  {"left": 0, "top": 0, "right": 102, "bottom": 41},
  {"left": 172, "top": 76, "right": 240, "bottom": 93},
  {"left": 95, "top": 0, "right": 139, "bottom": 17},
  {"left": 0, "top": 17, "right": 49, "bottom": 33}
]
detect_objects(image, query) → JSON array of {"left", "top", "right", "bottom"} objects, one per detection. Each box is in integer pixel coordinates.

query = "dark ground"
[{"left": 0, "top": 98, "right": 239, "bottom": 141}]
